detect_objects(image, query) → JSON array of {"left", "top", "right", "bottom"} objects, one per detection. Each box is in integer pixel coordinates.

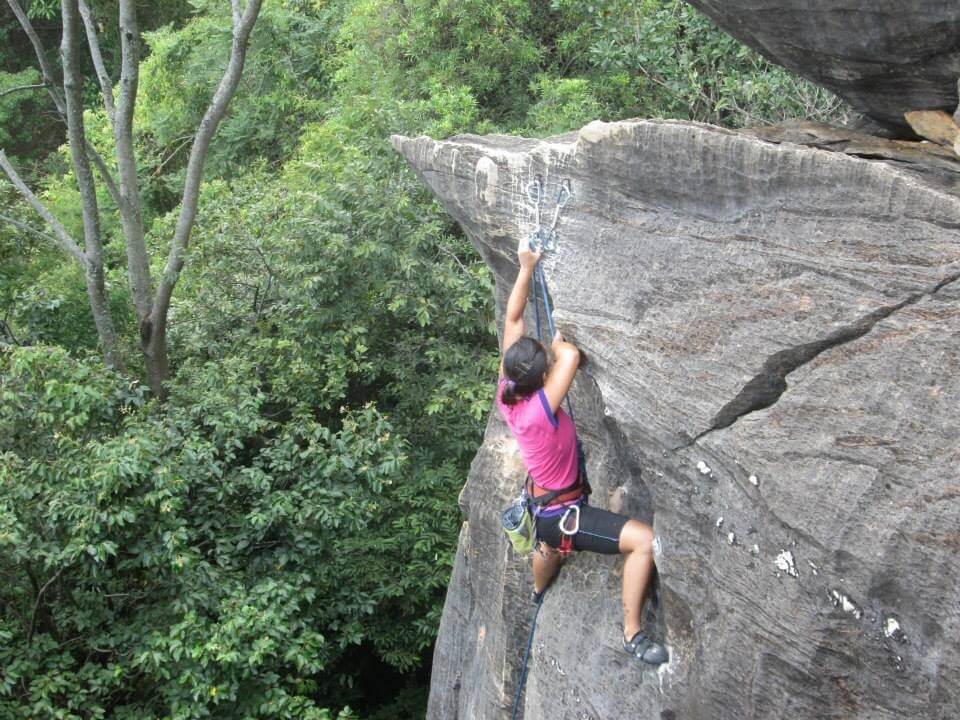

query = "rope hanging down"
[{"left": 510, "top": 591, "right": 546, "bottom": 720}]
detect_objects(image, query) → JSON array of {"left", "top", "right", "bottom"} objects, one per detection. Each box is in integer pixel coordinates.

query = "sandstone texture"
[
  {"left": 392, "top": 120, "right": 960, "bottom": 720},
  {"left": 684, "top": 1, "right": 960, "bottom": 135}
]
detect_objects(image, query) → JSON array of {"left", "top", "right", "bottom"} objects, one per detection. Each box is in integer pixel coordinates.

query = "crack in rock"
[{"left": 686, "top": 271, "right": 960, "bottom": 447}]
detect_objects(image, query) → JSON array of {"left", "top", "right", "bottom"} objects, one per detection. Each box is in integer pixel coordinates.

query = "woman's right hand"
[{"left": 518, "top": 236, "right": 541, "bottom": 270}]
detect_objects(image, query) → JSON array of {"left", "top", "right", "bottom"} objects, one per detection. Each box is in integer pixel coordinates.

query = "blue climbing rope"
[
  {"left": 531, "top": 263, "right": 575, "bottom": 422},
  {"left": 510, "top": 591, "right": 546, "bottom": 720}
]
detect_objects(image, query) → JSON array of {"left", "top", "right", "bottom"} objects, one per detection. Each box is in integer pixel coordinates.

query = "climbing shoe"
[
  {"left": 623, "top": 630, "right": 668, "bottom": 665},
  {"left": 531, "top": 588, "right": 546, "bottom": 605}
]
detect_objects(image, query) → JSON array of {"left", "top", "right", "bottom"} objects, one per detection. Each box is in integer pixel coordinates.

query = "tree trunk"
[{"left": 61, "top": 0, "right": 123, "bottom": 369}]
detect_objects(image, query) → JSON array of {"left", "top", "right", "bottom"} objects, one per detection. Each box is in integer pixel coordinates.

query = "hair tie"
[{"left": 505, "top": 379, "right": 517, "bottom": 390}]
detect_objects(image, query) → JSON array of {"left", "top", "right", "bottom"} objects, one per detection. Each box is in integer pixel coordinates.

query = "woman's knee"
[
  {"left": 535, "top": 541, "right": 560, "bottom": 559},
  {"left": 619, "top": 519, "right": 653, "bottom": 554}
]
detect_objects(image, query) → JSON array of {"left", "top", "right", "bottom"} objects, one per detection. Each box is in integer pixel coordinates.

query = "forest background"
[{"left": 0, "top": 1, "right": 848, "bottom": 718}]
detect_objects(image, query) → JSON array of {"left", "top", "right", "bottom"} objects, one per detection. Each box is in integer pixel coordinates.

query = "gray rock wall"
[
  {"left": 392, "top": 119, "right": 960, "bottom": 720},
  {"left": 683, "top": 1, "right": 960, "bottom": 135}
]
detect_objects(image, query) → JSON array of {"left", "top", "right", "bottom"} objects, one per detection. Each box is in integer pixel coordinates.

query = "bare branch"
[
  {"left": 0, "top": 211, "right": 72, "bottom": 249},
  {"left": 106, "top": 0, "right": 153, "bottom": 324},
  {"left": 78, "top": 0, "right": 116, "bottom": 125},
  {"left": 5, "top": 0, "right": 66, "bottom": 115},
  {"left": 61, "top": 0, "right": 123, "bottom": 370},
  {"left": 0, "top": 150, "right": 86, "bottom": 265},
  {"left": 26, "top": 565, "right": 66, "bottom": 643},
  {"left": 152, "top": 0, "right": 264, "bottom": 327},
  {"left": 152, "top": 134, "right": 194, "bottom": 176},
  {"left": 60, "top": 0, "right": 104, "bottom": 264},
  {"left": 0, "top": 313, "right": 22, "bottom": 346},
  {"left": 88, "top": 147, "right": 122, "bottom": 207},
  {"left": 0, "top": 83, "right": 46, "bottom": 99},
  {"left": 6, "top": 1, "right": 122, "bottom": 207}
]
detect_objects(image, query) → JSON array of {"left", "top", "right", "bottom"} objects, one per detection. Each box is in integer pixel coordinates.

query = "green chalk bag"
[{"left": 501, "top": 494, "right": 535, "bottom": 555}]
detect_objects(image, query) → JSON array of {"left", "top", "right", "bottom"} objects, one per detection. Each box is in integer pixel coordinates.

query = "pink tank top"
[{"left": 495, "top": 378, "right": 578, "bottom": 490}]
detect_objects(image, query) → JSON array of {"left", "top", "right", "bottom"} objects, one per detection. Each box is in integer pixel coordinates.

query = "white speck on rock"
[
  {"left": 716, "top": 517, "right": 724, "bottom": 528},
  {"left": 750, "top": 544, "right": 760, "bottom": 556},
  {"left": 697, "top": 461, "right": 711, "bottom": 475},
  {"left": 727, "top": 532, "right": 736, "bottom": 545},
  {"left": 829, "top": 589, "right": 863, "bottom": 619},
  {"left": 884, "top": 617, "right": 907, "bottom": 642},
  {"left": 807, "top": 560, "right": 820, "bottom": 576},
  {"left": 652, "top": 536, "right": 662, "bottom": 559},
  {"left": 775, "top": 550, "right": 799, "bottom": 578},
  {"left": 749, "top": 474, "right": 759, "bottom": 486}
]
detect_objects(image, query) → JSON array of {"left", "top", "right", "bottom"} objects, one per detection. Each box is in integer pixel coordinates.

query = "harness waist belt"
[{"left": 526, "top": 472, "right": 584, "bottom": 508}]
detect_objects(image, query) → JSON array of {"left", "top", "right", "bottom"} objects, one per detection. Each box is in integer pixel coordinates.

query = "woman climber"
[{"left": 495, "top": 236, "right": 668, "bottom": 666}]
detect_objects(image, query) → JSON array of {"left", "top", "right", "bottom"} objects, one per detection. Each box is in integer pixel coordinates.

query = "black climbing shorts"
[{"left": 536, "top": 504, "right": 629, "bottom": 555}]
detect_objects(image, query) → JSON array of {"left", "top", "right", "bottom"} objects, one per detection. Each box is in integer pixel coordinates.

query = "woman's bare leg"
[
  {"left": 619, "top": 519, "right": 655, "bottom": 640},
  {"left": 532, "top": 543, "right": 563, "bottom": 594}
]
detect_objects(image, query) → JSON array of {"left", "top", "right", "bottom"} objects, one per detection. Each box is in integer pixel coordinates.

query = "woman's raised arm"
[{"left": 499, "top": 237, "right": 540, "bottom": 377}]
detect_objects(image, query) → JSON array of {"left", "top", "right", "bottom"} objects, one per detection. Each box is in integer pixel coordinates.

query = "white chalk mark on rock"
[
  {"left": 775, "top": 550, "right": 799, "bottom": 578},
  {"left": 884, "top": 617, "right": 907, "bottom": 642},
  {"left": 749, "top": 474, "right": 759, "bottom": 486},
  {"left": 474, "top": 157, "right": 498, "bottom": 208},
  {"left": 829, "top": 589, "right": 863, "bottom": 619},
  {"left": 697, "top": 461, "right": 712, "bottom": 475}
]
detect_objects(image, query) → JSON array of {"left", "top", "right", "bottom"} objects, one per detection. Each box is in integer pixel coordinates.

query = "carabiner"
[
  {"left": 555, "top": 178, "right": 572, "bottom": 208},
  {"left": 559, "top": 504, "right": 580, "bottom": 536}
]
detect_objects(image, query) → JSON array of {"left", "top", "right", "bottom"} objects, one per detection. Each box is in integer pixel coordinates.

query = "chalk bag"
[{"left": 501, "top": 495, "right": 535, "bottom": 555}]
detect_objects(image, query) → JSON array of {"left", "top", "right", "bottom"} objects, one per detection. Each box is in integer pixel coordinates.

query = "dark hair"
[{"left": 502, "top": 336, "right": 548, "bottom": 405}]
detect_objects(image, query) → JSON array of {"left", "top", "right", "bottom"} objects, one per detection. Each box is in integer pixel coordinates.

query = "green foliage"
[
  {"left": 1, "top": 345, "right": 403, "bottom": 717},
  {"left": 0, "top": 68, "right": 43, "bottom": 150},
  {"left": 137, "top": 1, "right": 335, "bottom": 185},
  {"left": 545, "top": 0, "right": 849, "bottom": 127}
]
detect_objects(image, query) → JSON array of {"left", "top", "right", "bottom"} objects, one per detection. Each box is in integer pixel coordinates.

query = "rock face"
[
  {"left": 392, "top": 120, "right": 960, "bottom": 720},
  {"left": 683, "top": 1, "right": 960, "bottom": 135}
]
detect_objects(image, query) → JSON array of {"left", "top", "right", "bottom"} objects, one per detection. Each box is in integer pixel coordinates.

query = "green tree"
[{"left": 1, "top": 0, "right": 263, "bottom": 395}]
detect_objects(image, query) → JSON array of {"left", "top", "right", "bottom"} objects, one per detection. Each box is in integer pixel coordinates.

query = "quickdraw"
[{"left": 525, "top": 175, "right": 573, "bottom": 255}]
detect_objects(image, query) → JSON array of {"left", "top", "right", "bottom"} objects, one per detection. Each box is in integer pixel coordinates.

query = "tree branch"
[
  {"left": 26, "top": 565, "right": 65, "bottom": 643},
  {"left": 5, "top": 0, "right": 66, "bottom": 115},
  {"left": 0, "top": 83, "right": 46, "bottom": 99},
  {"left": 0, "top": 150, "right": 86, "bottom": 265},
  {"left": 5, "top": 1, "right": 122, "bottom": 208},
  {"left": 89, "top": 147, "right": 122, "bottom": 206},
  {"left": 61, "top": 0, "right": 123, "bottom": 369},
  {"left": 78, "top": 0, "right": 116, "bottom": 125},
  {"left": 114, "top": 0, "right": 153, "bottom": 322},
  {"left": 151, "top": 0, "right": 263, "bottom": 330}
]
